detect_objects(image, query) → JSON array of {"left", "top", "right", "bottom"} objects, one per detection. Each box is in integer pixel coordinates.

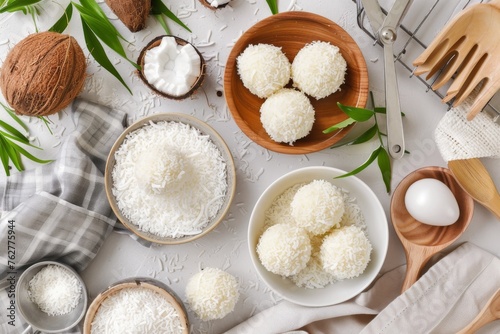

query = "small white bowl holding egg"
[{"left": 248, "top": 166, "right": 389, "bottom": 307}]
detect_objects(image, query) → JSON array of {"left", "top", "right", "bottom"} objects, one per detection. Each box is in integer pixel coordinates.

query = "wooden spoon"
[
  {"left": 448, "top": 158, "right": 500, "bottom": 220},
  {"left": 391, "top": 166, "right": 474, "bottom": 293},
  {"left": 457, "top": 288, "right": 500, "bottom": 334}
]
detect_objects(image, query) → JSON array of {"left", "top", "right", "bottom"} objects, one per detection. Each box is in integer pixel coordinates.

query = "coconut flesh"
[
  {"left": 141, "top": 36, "right": 204, "bottom": 99},
  {"left": 0, "top": 31, "right": 87, "bottom": 117}
]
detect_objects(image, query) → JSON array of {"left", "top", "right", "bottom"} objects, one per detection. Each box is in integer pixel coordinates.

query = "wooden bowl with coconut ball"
[
  {"left": 105, "top": 113, "right": 236, "bottom": 245},
  {"left": 137, "top": 35, "right": 206, "bottom": 100}
]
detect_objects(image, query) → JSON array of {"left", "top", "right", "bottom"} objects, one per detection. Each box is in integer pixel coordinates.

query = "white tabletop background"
[{"left": 1, "top": 0, "right": 499, "bottom": 333}]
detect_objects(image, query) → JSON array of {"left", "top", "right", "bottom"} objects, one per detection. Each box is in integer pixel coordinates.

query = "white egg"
[{"left": 404, "top": 178, "right": 460, "bottom": 226}]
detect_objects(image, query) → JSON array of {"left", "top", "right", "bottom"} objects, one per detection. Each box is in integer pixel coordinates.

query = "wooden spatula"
[
  {"left": 448, "top": 158, "right": 500, "bottom": 220},
  {"left": 457, "top": 288, "right": 500, "bottom": 334}
]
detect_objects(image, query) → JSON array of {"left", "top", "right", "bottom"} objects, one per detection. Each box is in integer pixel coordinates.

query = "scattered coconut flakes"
[
  {"left": 292, "top": 41, "right": 347, "bottom": 99},
  {"left": 260, "top": 88, "right": 315, "bottom": 145},
  {"left": 112, "top": 121, "right": 227, "bottom": 238},
  {"left": 236, "top": 43, "right": 291, "bottom": 98},
  {"left": 185, "top": 267, "right": 239, "bottom": 321}
]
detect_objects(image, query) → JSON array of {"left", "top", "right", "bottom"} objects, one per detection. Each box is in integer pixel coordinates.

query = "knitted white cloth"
[{"left": 435, "top": 103, "right": 500, "bottom": 162}]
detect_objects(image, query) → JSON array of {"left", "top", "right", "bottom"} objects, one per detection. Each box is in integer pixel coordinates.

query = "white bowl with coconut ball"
[
  {"left": 248, "top": 166, "right": 388, "bottom": 307},
  {"left": 105, "top": 113, "right": 236, "bottom": 245}
]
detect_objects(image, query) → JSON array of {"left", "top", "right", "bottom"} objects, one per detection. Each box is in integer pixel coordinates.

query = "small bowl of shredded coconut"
[
  {"left": 84, "top": 277, "right": 189, "bottom": 334},
  {"left": 105, "top": 113, "right": 236, "bottom": 245},
  {"left": 248, "top": 166, "right": 388, "bottom": 307},
  {"left": 16, "top": 261, "right": 87, "bottom": 333}
]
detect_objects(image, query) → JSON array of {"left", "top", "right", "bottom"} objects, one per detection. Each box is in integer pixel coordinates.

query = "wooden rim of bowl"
[
  {"left": 224, "top": 11, "right": 369, "bottom": 154},
  {"left": 104, "top": 113, "right": 236, "bottom": 245},
  {"left": 83, "top": 280, "right": 189, "bottom": 334},
  {"left": 137, "top": 35, "right": 206, "bottom": 100}
]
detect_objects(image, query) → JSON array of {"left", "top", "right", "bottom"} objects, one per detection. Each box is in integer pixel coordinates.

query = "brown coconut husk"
[
  {"left": 0, "top": 31, "right": 86, "bottom": 117},
  {"left": 106, "top": 0, "right": 150, "bottom": 32},
  {"left": 137, "top": 35, "right": 206, "bottom": 101}
]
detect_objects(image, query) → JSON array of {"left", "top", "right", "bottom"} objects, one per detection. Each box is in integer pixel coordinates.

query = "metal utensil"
[
  {"left": 448, "top": 158, "right": 500, "bottom": 220},
  {"left": 457, "top": 287, "right": 500, "bottom": 334},
  {"left": 360, "top": 0, "right": 413, "bottom": 159},
  {"left": 413, "top": 0, "right": 500, "bottom": 121}
]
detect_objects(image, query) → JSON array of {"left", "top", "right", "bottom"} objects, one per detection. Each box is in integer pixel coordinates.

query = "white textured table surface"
[{"left": 1, "top": 0, "right": 499, "bottom": 333}]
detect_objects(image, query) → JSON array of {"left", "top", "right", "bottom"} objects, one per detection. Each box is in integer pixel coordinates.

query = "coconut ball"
[
  {"left": 291, "top": 180, "right": 345, "bottom": 235},
  {"left": 135, "top": 147, "right": 187, "bottom": 195},
  {"left": 292, "top": 41, "right": 347, "bottom": 99},
  {"left": 257, "top": 223, "right": 311, "bottom": 277},
  {"left": 237, "top": 44, "right": 291, "bottom": 98},
  {"left": 260, "top": 88, "right": 315, "bottom": 145},
  {"left": 185, "top": 267, "right": 239, "bottom": 321},
  {"left": 320, "top": 225, "right": 372, "bottom": 280}
]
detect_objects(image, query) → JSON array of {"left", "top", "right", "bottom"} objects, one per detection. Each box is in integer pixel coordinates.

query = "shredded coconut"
[
  {"left": 292, "top": 41, "right": 347, "bottom": 99},
  {"left": 185, "top": 267, "right": 239, "bottom": 321},
  {"left": 237, "top": 43, "right": 291, "bottom": 98},
  {"left": 257, "top": 223, "right": 311, "bottom": 277},
  {"left": 28, "top": 265, "right": 82, "bottom": 316},
  {"left": 260, "top": 88, "right": 315, "bottom": 145},
  {"left": 112, "top": 121, "right": 227, "bottom": 238},
  {"left": 320, "top": 225, "right": 372, "bottom": 280},
  {"left": 90, "top": 287, "right": 183, "bottom": 334},
  {"left": 291, "top": 179, "right": 345, "bottom": 235}
]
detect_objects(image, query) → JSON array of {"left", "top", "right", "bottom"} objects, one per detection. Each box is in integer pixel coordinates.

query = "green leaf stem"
[
  {"left": 335, "top": 147, "right": 382, "bottom": 179},
  {"left": 266, "top": 0, "right": 278, "bottom": 14}
]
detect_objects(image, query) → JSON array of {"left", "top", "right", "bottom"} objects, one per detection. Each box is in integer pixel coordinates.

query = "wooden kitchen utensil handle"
[{"left": 457, "top": 288, "right": 500, "bottom": 334}]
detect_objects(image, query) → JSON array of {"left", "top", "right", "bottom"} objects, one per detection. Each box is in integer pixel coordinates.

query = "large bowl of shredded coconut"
[
  {"left": 105, "top": 113, "right": 236, "bottom": 245},
  {"left": 248, "top": 166, "right": 388, "bottom": 307}
]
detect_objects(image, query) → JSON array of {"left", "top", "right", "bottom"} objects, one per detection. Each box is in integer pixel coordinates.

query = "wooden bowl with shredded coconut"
[
  {"left": 84, "top": 278, "right": 189, "bottom": 334},
  {"left": 224, "top": 11, "right": 369, "bottom": 154},
  {"left": 105, "top": 113, "right": 236, "bottom": 245}
]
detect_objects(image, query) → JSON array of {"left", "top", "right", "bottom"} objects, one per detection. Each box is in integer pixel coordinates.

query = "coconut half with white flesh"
[
  {"left": 137, "top": 35, "right": 206, "bottom": 100},
  {"left": 198, "top": 0, "right": 231, "bottom": 10}
]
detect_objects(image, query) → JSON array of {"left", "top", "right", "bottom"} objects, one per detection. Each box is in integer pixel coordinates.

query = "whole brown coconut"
[
  {"left": 106, "top": 0, "right": 150, "bottom": 32},
  {"left": 0, "top": 31, "right": 86, "bottom": 117}
]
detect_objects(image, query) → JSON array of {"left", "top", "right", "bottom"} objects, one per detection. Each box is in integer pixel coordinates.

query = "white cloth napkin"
[{"left": 225, "top": 242, "right": 500, "bottom": 334}]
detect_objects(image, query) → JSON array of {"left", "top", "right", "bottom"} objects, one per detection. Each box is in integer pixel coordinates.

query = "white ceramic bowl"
[{"left": 248, "top": 166, "right": 389, "bottom": 307}]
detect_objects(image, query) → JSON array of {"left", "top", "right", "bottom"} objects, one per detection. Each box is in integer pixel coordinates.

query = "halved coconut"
[
  {"left": 137, "top": 35, "right": 206, "bottom": 100},
  {"left": 198, "top": 0, "right": 231, "bottom": 10}
]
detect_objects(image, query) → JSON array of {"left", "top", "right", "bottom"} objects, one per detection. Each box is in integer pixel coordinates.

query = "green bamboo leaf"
[
  {"left": 154, "top": 14, "right": 170, "bottom": 35},
  {"left": 373, "top": 106, "right": 405, "bottom": 116},
  {"left": 151, "top": 0, "right": 191, "bottom": 32},
  {"left": 0, "top": 139, "right": 10, "bottom": 175},
  {"left": 81, "top": 18, "right": 132, "bottom": 94},
  {"left": 0, "top": 130, "right": 40, "bottom": 149},
  {"left": 337, "top": 102, "right": 374, "bottom": 122},
  {"left": 1, "top": 102, "right": 28, "bottom": 132},
  {"left": 335, "top": 147, "right": 382, "bottom": 179},
  {"left": 266, "top": 0, "right": 278, "bottom": 14},
  {"left": 0, "top": 119, "right": 29, "bottom": 144},
  {"left": 351, "top": 124, "right": 378, "bottom": 145},
  {"left": 0, "top": 0, "right": 41, "bottom": 13},
  {"left": 377, "top": 147, "right": 391, "bottom": 193},
  {"left": 39, "top": 116, "right": 54, "bottom": 135},
  {"left": 10, "top": 141, "right": 52, "bottom": 164},
  {"left": 49, "top": 3, "right": 73, "bottom": 33},
  {"left": 323, "top": 117, "right": 356, "bottom": 134},
  {"left": 1, "top": 136, "right": 23, "bottom": 171}
]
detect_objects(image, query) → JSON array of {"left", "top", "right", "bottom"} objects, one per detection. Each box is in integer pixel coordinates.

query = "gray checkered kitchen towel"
[{"left": 0, "top": 99, "right": 127, "bottom": 333}]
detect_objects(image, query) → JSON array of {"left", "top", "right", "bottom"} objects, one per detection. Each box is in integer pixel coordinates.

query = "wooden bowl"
[
  {"left": 84, "top": 278, "right": 189, "bottom": 334},
  {"left": 391, "top": 166, "right": 474, "bottom": 292},
  {"left": 105, "top": 113, "right": 236, "bottom": 245},
  {"left": 224, "top": 11, "right": 369, "bottom": 154}
]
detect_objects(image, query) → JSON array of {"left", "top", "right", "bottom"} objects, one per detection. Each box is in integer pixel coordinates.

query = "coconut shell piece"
[
  {"left": 198, "top": 0, "right": 231, "bottom": 10},
  {"left": 137, "top": 35, "right": 206, "bottom": 100},
  {"left": 0, "top": 31, "right": 87, "bottom": 117},
  {"left": 106, "top": 0, "right": 150, "bottom": 32}
]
